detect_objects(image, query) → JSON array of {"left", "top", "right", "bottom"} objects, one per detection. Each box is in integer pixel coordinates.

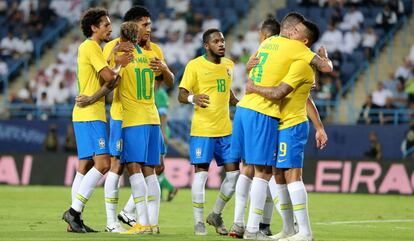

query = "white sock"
[
  {"left": 275, "top": 183, "right": 295, "bottom": 234},
  {"left": 233, "top": 174, "right": 252, "bottom": 225},
  {"left": 145, "top": 174, "right": 160, "bottom": 226},
  {"left": 213, "top": 170, "right": 240, "bottom": 215},
  {"left": 261, "top": 186, "right": 274, "bottom": 225},
  {"left": 104, "top": 172, "right": 120, "bottom": 225},
  {"left": 246, "top": 177, "right": 268, "bottom": 233},
  {"left": 288, "top": 181, "right": 312, "bottom": 237},
  {"left": 71, "top": 167, "right": 103, "bottom": 212},
  {"left": 123, "top": 195, "right": 135, "bottom": 214},
  {"left": 192, "top": 171, "right": 208, "bottom": 224},
  {"left": 268, "top": 176, "right": 281, "bottom": 216},
  {"left": 130, "top": 173, "right": 149, "bottom": 226},
  {"left": 71, "top": 172, "right": 84, "bottom": 203}
]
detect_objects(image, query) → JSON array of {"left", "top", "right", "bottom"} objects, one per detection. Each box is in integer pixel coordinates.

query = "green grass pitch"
[{"left": 0, "top": 186, "right": 413, "bottom": 241}]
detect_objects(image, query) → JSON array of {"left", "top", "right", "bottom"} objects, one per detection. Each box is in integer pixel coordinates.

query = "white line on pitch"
[{"left": 315, "top": 219, "right": 414, "bottom": 225}]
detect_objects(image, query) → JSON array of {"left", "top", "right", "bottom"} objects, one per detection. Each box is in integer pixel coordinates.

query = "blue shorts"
[
  {"left": 109, "top": 118, "right": 122, "bottom": 157},
  {"left": 160, "top": 132, "right": 167, "bottom": 155},
  {"left": 230, "top": 107, "right": 279, "bottom": 166},
  {"left": 73, "top": 121, "right": 109, "bottom": 160},
  {"left": 190, "top": 135, "right": 238, "bottom": 166},
  {"left": 121, "top": 125, "right": 161, "bottom": 166},
  {"left": 276, "top": 121, "right": 309, "bottom": 168}
]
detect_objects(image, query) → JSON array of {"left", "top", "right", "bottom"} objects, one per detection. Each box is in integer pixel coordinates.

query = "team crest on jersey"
[
  {"left": 196, "top": 148, "right": 202, "bottom": 158},
  {"left": 226, "top": 68, "right": 232, "bottom": 78},
  {"left": 116, "top": 139, "right": 123, "bottom": 152},
  {"left": 98, "top": 138, "right": 106, "bottom": 149}
]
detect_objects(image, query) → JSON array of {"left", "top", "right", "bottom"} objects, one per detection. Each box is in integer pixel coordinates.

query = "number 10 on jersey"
[{"left": 135, "top": 68, "right": 154, "bottom": 100}]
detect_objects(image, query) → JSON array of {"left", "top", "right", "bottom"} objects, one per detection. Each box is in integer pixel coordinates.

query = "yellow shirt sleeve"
[
  {"left": 281, "top": 60, "right": 309, "bottom": 89},
  {"left": 88, "top": 41, "right": 108, "bottom": 73},
  {"left": 179, "top": 62, "right": 196, "bottom": 92}
]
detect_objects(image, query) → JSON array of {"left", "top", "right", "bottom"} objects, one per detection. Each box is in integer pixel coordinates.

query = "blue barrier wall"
[{"left": 0, "top": 120, "right": 408, "bottom": 159}]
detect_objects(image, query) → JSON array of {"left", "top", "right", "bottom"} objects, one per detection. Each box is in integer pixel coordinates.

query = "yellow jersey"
[
  {"left": 179, "top": 56, "right": 234, "bottom": 137},
  {"left": 103, "top": 39, "right": 165, "bottom": 121},
  {"left": 238, "top": 36, "right": 315, "bottom": 118},
  {"left": 279, "top": 60, "right": 315, "bottom": 130},
  {"left": 72, "top": 39, "right": 108, "bottom": 122},
  {"left": 119, "top": 43, "right": 163, "bottom": 128}
]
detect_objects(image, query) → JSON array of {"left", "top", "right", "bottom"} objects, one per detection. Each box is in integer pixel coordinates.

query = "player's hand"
[
  {"left": 75, "top": 95, "right": 92, "bottom": 107},
  {"left": 318, "top": 46, "right": 328, "bottom": 58},
  {"left": 115, "top": 53, "right": 134, "bottom": 67},
  {"left": 315, "top": 128, "right": 328, "bottom": 149},
  {"left": 245, "top": 78, "right": 255, "bottom": 94},
  {"left": 150, "top": 57, "right": 166, "bottom": 73},
  {"left": 193, "top": 94, "right": 210, "bottom": 108},
  {"left": 246, "top": 56, "right": 260, "bottom": 72},
  {"left": 114, "top": 41, "right": 134, "bottom": 53}
]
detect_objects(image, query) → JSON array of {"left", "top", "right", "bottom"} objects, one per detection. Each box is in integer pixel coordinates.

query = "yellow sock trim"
[
  {"left": 147, "top": 195, "right": 156, "bottom": 202},
  {"left": 273, "top": 197, "right": 279, "bottom": 206},
  {"left": 293, "top": 203, "right": 306, "bottom": 211},
  {"left": 105, "top": 197, "right": 118, "bottom": 204},
  {"left": 76, "top": 194, "right": 88, "bottom": 204},
  {"left": 133, "top": 196, "right": 145, "bottom": 204},
  {"left": 253, "top": 208, "right": 263, "bottom": 215},
  {"left": 219, "top": 192, "right": 231, "bottom": 202},
  {"left": 280, "top": 203, "right": 293, "bottom": 210},
  {"left": 192, "top": 202, "right": 204, "bottom": 208}
]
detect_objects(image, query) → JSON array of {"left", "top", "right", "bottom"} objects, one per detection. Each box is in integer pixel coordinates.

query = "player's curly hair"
[
  {"left": 202, "top": 28, "right": 221, "bottom": 43},
  {"left": 123, "top": 5, "right": 151, "bottom": 22},
  {"left": 80, "top": 8, "right": 108, "bottom": 38},
  {"left": 120, "top": 22, "right": 140, "bottom": 43},
  {"left": 261, "top": 17, "right": 280, "bottom": 36}
]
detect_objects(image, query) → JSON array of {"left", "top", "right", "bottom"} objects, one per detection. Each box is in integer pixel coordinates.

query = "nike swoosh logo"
[
  {"left": 107, "top": 227, "right": 115, "bottom": 232},
  {"left": 277, "top": 159, "right": 286, "bottom": 163}
]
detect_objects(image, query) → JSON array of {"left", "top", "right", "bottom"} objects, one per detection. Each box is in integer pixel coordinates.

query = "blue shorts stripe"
[{"left": 109, "top": 118, "right": 122, "bottom": 157}]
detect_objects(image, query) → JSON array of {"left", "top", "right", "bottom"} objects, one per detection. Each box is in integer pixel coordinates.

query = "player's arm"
[
  {"left": 75, "top": 75, "right": 121, "bottom": 107},
  {"left": 178, "top": 87, "right": 210, "bottom": 108},
  {"left": 160, "top": 113, "right": 169, "bottom": 146},
  {"left": 229, "top": 89, "right": 239, "bottom": 106},
  {"left": 150, "top": 58, "right": 174, "bottom": 87},
  {"left": 246, "top": 78, "right": 294, "bottom": 101},
  {"left": 306, "top": 96, "right": 328, "bottom": 149},
  {"left": 246, "top": 54, "right": 259, "bottom": 73},
  {"left": 99, "top": 53, "right": 132, "bottom": 83},
  {"left": 310, "top": 46, "right": 333, "bottom": 73}
]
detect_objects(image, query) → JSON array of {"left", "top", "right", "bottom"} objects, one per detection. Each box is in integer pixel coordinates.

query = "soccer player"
[
  {"left": 229, "top": 17, "right": 280, "bottom": 238},
  {"left": 178, "top": 29, "right": 240, "bottom": 236},
  {"left": 246, "top": 20, "right": 328, "bottom": 241},
  {"left": 230, "top": 12, "right": 332, "bottom": 240},
  {"left": 62, "top": 8, "right": 133, "bottom": 233}
]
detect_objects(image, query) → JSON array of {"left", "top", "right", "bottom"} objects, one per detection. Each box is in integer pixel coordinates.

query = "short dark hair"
[
  {"left": 261, "top": 17, "right": 280, "bottom": 36},
  {"left": 302, "top": 20, "right": 320, "bottom": 46},
  {"left": 202, "top": 28, "right": 221, "bottom": 43},
  {"left": 120, "top": 22, "right": 140, "bottom": 43},
  {"left": 80, "top": 8, "right": 108, "bottom": 38},
  {"left": 123, "top": 6, "right": 151, "bottom": 22},
  {"left": 281, "top": 12, "right": 305, "bottom": 30}
]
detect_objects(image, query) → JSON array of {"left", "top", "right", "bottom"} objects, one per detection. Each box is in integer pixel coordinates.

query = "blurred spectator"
[
  {"left": 244, "top": 24, "right": 259, "bottom": 54},
  {"left": 342, "top": 26, "right": 361, "bottom": 54},
  {"left": 186, "top": 12, "right": 203, "bottom": 35},
  {"left": 43, "top": 125, "right": 58, "bottom": 152},
  {"left": 16, "top": 82, "right": 34, "bottom": 103},
  {"left": 0, "top": 0, "right": 7, "bottom": 15},
  {"left": 202, "top": 14, "right": 221, "bottom": 31},
  {"left": 372, "top": 81, "right": 393, "bottom": 107},
  {"left": 50, "top": 0, "right": 82, "bottom": 24},
  {"left": 15, "top": 32, "right": 33, "bottom": 58},
  {"left": 0, "top": 59, "right": 8, "bottom": 77},
  {"left": 339, "top": 5, "right": 364, "bottom": 30},
  {"left": 376, "top": 4, "right": 397, "bottom": 31},
  {"left": 232, "top": 56, "right": 247, "bottom": 98},
  {"left": 317, "top": 23, "right": 343, "bottom": 53},
  {"left": 409, "top": 43, "right": 414, "bottom": 64},
  {"left": 153, "top": 12, "right": 171, "bottom": 39},
  {"left": 57, "top": 46, "right": 76, "bottom": 68},
  {"left": 316, "top": 74, "right": 337, "bottom": 101},
  {"left": 169, "top": 13, "right": 187, "bottom": 37},
  {"left": 231, "top": 35, "right": 246, "bottom": 57},
  {"left": 405, "top": 78, "right": 414, "bottom": 108},
  {"left": 379, "top": 98, "right": 397, "bottom": 125},
  {"left": 364, "top": 131, "right": 382, "bottom": 160},
  {"left": 0, "top": 31, "right": 19, "bottom": 57},
  {"left": 388, "top": 0, "right": 405, "bottom": 18},
  {"left": 401, "top": 123, "right": 414, "bottom": 159},
  {"left": 329, "top": 7, "right": 343, "bottom": 27},
  {"left": 328, "top": 50, "right": 343, "bottom": 83},
  {"left": 358, "top": 94, "right": 380, "bottom": 124},
  {"left": 19, "top": 0, "right": 39, "bottom": 22},
  {"left": 65, "top": 124, "right": 77, "bottom": 152},
  {"left": 109, "top": 0, "right": 132, "bottom": 19},
  {"left": 167, "top": 0, "right": 190, "bottom": 15},
  {"left": 392, "top": 81, "right": 408, "bottom": 109},
  {"left": 54, "top": 81, "right": 70, "bottom": 104},
  {"left": 362, "top": 26, "right": 377, "bottom": 59},
  {"left": 37, "top": 92, "right": 53, "bottom": 110},
  {"left": 383, "top": 71, "right": 399, "bottom": 92},
  {"left": 394, "top": 57, "right": 413, "bottom": 81}
]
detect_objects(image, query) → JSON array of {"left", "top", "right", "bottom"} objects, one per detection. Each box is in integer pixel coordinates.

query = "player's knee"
[{"left": 274, "top": 171, "right": 286, "bottom": 184}]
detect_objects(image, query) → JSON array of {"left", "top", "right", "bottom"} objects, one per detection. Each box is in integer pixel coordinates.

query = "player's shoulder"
[
  {"left": 221, "top": 57, "right": 234, "bottom": 67},
  {"left": 150, "top": 42, "right": 161, "bottom": 50},
  {"left": 187, "top": 55, "right": 203, "bottom": 66},
  {"left": 104, "top": 37, "right": 120, "bottom": 50}
]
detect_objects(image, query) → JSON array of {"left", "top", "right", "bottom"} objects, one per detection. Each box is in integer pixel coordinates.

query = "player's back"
[
  {"left": 238, "top": 36, "right": 315, "bottom": 118},
  {"left": 279, "top": 60, "right": 315, "bottom": 130},
  {"left": 73, "top": 39, "right": 107, "bottom": 122}
]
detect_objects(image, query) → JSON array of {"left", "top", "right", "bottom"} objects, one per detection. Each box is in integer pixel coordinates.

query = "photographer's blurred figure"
[
  {"left": 364, "top": 131, "right": 382, "bottom": 161},
  {"left": 44, "top": 124, "right": 59, "bottom": 152},
  {"left": 401, "top": 123, "right": 414, "bottom": 159}
]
